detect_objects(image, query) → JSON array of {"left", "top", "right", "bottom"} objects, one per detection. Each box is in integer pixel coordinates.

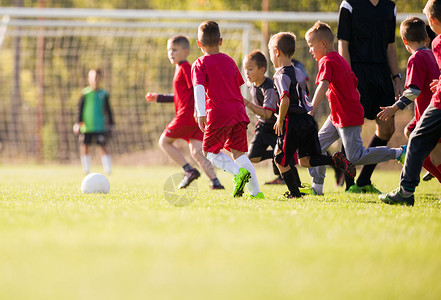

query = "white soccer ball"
[{"left": 81, "top": 173, "right": 110, "bottom": 194}]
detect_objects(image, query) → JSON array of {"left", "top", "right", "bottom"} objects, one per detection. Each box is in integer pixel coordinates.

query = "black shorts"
[
  {"left": 79, "top": 132, "right": 108, "bottom": 146},
  {"left": 248, "top": 122, "right": 277, "bottom": 159},
  {"left": 274, "top": 113, "right": 321, "bottom": 167},
  {"left": 352, "top": 63, "right": 395, "bottom": 120}
]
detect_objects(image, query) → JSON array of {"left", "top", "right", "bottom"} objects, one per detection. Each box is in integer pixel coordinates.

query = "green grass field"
[{"left": 1, "top": 164, "right": 441, "bottom": 300}]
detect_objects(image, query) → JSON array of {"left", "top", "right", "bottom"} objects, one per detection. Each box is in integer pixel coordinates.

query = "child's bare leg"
[
  {"left": 99, "top": 145, "right": 111, "bottom": 174},
  {"left": 189, "top": 139, "right": 216, "bottom": 180},
  {"left": 158, "top": 133, "right": 189, "bottom": 167},
  {"left": 80, "top": 143, "right": 91, "bottom": 174},
  {"left": 231, "top": 149, "right": 261, "bottom": 196}
]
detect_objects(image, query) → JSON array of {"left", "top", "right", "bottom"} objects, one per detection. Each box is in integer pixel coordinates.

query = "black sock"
[
  {"left": 211, "top": 178, "right": 221, "bottom": 186},
  {"left": 356, "top": 134, "right": 388, "bottom": 187},
  {"left": 342, "top": 145, "right": 355, "bottom": 190},
  {"left": 290, "top": 165, "right": 302, "bottom": 187},
  {"left": 281, "top": 170, "right": 301, "bottom": 197},
  {"left": 183, "top": 163, "right": 193, "bottom": 172},
  {"left": 308, "top": 154, "right": 333, "bottom": 167}
]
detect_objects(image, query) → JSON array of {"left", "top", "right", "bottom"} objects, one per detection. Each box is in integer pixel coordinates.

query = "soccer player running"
[
  {"left": 380, "top": 0, "right": 441, "bottom": 205},
  {"left": 268, "top": 32, "right": 356, "bottom": 198},
  {"left": 73, "top": 68, "right": 114, "bottom": 175},
  {"left": 304, "top": 22, "right": 405, "bottom": 196},
  {"left": 192, "top": 21, "right": 263, "bottom": 198},
  {"left": 337, "top": 0, "right": 404, "bottom": 194},
  {"left": 243, "top": 50, "right": 303, "bottom": 187},
  {"left": 146, "top": 35, "right": 224, "bottom": 190},
  {"left": 377, "top": 17, "right": 441, "bottom": 183}
]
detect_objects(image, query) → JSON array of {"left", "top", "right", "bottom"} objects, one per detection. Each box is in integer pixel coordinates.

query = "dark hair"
[
  {"left": 400, "top": 17, "right": 428, "bottom": 43},
  {"left": 425, "top": 0, "right": 441, "bottom": 24},
  {"left": 198, "top": 21, "right": 221, "bottom": 47},
  {"left": 169, "top": 35, "right": 190, "bottom": 50},
  {"left": 427, "top": 24, "right": 437, "bottom": 43},
  {"left": 269, "top": 32, "right": 296, "bottom": 58},
  {"left": 90, "top": 68, "right": 102, "bottom": 77},
  {"left": 245, "top": 50, "right": 267, "bottom": 70},
  {"left": 305, "top": 21, "right": 334, "bottom": 44}
]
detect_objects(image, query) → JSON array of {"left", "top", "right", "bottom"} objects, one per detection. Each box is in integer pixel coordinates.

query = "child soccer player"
[
  {"left": 377, "top": 17, "right": 441, "bottom": 184},
  {"left": 243, "top": 50, "right": 303, "bottom": 186},
  {"left": 268, "top": 31, "right": 356, "bottom": 198},
  {"left": 73, "top": 68, "right": 114, "bottom": 174},
  {"left": 192, "top": 21, "right": 263, "bottom": 198},
  {"left": 145, "top": 35, "right": 223, "bottom": 190},
  {"left": 380, "top": 0, "right": 441, "bottom": 206},
  {"left": 304, "top": 22, "right": 405, "bottom": 196}
]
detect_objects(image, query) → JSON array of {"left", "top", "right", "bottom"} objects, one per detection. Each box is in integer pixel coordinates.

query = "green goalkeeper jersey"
[{"left": 78, "top": 87, "right": 114, "bottom": 133}]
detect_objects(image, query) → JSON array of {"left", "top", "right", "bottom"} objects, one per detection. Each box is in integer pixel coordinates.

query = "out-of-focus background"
[{"left": 0, "top": 1, "right": 423, "bottom": 165}]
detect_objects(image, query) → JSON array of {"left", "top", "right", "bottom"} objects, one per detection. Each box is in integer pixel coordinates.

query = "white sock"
[
  {"left": 206, "top": 152, "right": 240, "bottom": 175},
  {"left": 312, "top": 183, "right": 323, "bottom": 195},
  {"left": 101, "top": 155, "right": 112, "bottom": 174},
  {"left": 235, "top": 154, "right": 261, "bottom": 196},
  {"left": 81, "top": 155, "right": 91, "bottom": 174}
]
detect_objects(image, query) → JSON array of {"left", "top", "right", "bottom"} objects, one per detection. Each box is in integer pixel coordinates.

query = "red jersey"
[
  {"left": 405, "top": 48, "right": 440, "bottom": 122},
  {"left": 316, "top": 51, "right": 364, "bottom": 127},
  {"left": 191, "top": 53, "right": 249, "bottom": 130},
  {"left": 168, "top": 61, "right": 198, "bottom": 127},
  {"left": 431, "top": 34, "right": 441, "bottom": 110}
]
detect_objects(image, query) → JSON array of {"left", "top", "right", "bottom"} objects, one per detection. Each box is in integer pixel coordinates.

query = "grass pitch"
[{"left": 0, "top": 164, "right": 441, "bottom": 300}]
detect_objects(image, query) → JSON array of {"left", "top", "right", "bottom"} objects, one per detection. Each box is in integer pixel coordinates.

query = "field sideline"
[{"left": 1, "top": 164, "right": 441, "bottom": 300}]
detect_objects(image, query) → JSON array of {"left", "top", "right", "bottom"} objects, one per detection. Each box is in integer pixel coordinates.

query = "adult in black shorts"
[{"left": 337, "top": 0, "right": 404, "bottom": 193}]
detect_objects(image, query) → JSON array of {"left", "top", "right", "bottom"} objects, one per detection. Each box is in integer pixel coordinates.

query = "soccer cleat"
[
  {"left": 332, "top": 152, "right": 356, "bottom": 178},
  {"left": 397, "top": 145, "right": 407, "bottom": 165},
  {"left": 335, "top": 168, "right": 345, "bottom": 187},
  {"left": 283, "top": 191, "right": 303, "bottom": 199},
  {"left": 232, "top": 168, "right": 251, "bottom": 197},
  {"left": 249, "top": 192, "right": 265, "bottom": 199},
  {"left": 178, "top": 168, "right": 201, "bottom": 189},
  {"left": 379, "top": 187, "right": 415, "bottom": 206},
  {"left": 358, "top": 184, "right": 382, "bottom": 194},
  {"left": 298, "top": 187, "right": 321, "bottom": 196},
  {"left": 264, "top": 176, "right": 285, "bottom": 185},
  {"left": 346, "top": 184, "right": 362, "bottom": 193},
  {"left": 210, "top": 182, "right": 225, "bottom": 190},
  {"left": 423, "top": 172, "right": 434, "bottom": 181}
]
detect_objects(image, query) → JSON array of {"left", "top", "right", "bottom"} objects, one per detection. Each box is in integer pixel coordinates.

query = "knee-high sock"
[
  {"left": 81, "top": 155, "right": 91, "bottom": 174},
  {"left": 235, "top": 154, "right": 261, "bottom": 196},
  {"left": 206, "top": 152, "right": 240, "bottom": 176},
  {"left": 357, "top": 134, "right": 388, "bottom": 187},
  {"left": 281, "top": 170, "right": 301, "bottom": 197},
  {"left": 101, "top": 155, "right": 112, "bottom": 174},
  {"left": 423, "top": 156, "right": 441, "bottom": 183}
]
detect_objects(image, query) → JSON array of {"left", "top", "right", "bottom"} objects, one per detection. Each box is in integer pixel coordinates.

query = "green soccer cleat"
[
  {"left": 346, "top": 184, "right": 362, "bottom": 193},
  {"left": 359, "top": 184, "right": 382, "bottom": 194},
  {"left": 249, "top": 192, "right": 264, "bottom": 199},
  {"left": 397, "top": 145, "right": 407, "bottom": 165},
  {"left": 379, "top": 187, "right": 415, "bottom": 206},
  {"left": 299, "top": 187, "right": 322, "bottom": 196},
  {"left": 233, "top": 168, "right": 251, "bottom": 197}
]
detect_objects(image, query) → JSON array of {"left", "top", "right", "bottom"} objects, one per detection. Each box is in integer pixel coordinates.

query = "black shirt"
[{"left": 337, "top": 0, "right": 396, "bottom": 64}]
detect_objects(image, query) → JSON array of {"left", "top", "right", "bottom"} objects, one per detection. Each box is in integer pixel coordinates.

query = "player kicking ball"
[{"left": 146, "top": 35, "right": 224, "bottom": 190}]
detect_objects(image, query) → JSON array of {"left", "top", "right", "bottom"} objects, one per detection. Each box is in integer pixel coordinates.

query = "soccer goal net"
[{"left": 0, "top": 10, "right": 263, "bottom": 162}]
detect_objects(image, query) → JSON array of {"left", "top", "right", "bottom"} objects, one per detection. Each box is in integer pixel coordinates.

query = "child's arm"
[
  {"left": 145, "top": 93, "right": 174, "bottom": 103},
  {"left": 309, "top": 80, "right": 329, "bottom": 116},
  {"left": 73, "top": 95, "right": 85, "bottom": 135},
  {"left": 244, "top": 100, "right": 273, "bottom": 119},
  {"left": 274, "top": 95, "right": 289, "bottom": 136},
  {"left": 194, "top": 84, "right": 207, "bottom": 132},
  {"left": 377, "top": 85, "right": 421, "bottom": 121}
]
